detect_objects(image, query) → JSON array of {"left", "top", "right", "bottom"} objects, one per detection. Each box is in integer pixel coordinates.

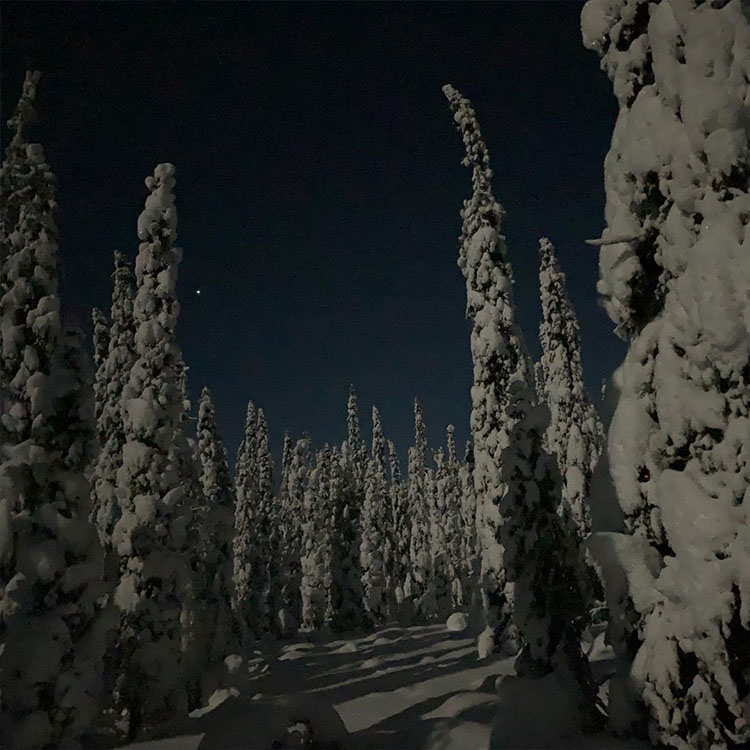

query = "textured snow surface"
[{"left": 112, "top": 624, "right": 642, "bottom": 750}]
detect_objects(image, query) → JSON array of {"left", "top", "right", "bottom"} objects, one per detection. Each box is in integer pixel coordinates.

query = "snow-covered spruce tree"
[
  {"left": 0, "top": 72, "right": 108, "bottom": 748},
  {"left": 256, "top": 408, "right": 281, "bottom": 633},
  {"left": 110, "top": 163, "right": 193, "bottom": 739},
  {"left": 301, "top": 447, "right": 333, "bottom": 631},
  {"left": 232, "top": 400, "right": 259, "bottom": 642},
  {"left": 537, "top": 237, "right": 603, "bottom": 543},
  {"left": 360, "top": 406, "right": 389, "bottom": 624},
  {"left": 406, "top": 398, "right": 436, "bottom": 622},
  {"left": 443, "top": 425, "right": 467, "bottom": 611},
  {"left": 337, "top": 386, "right": 368, "bottom": 629},
  {"left": 429, "top": 447, "right": 454, "bottom": 620},
  {"left": 582, "top": 1, "right": 750, "bottom": 744},
  {"left": 196, "top": 387, "right": 236, "bottom": 666},
  {"left": 445, "top": 85, "right": 598, "bottom": 726},
  {"left": 279, "top": 436, "right": 310, "bottom": 636},
  {"left": 91, "top": 306, "right": 110, "bottom": 450},
  {"left": 91, "top": 252, "right": 136, "bottom": 550},
  {"left": 459, "top": 440, "right": 480, "bottom": 613},
  {"left": 324, "top": 443, "right": 348, "bottom": 627},
  {"left": 388, "top": 439, "right": 410, "bottom": 612}
]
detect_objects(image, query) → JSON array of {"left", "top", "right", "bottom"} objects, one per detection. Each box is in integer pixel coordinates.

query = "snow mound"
[{"left": 446, "top": 612, "right": 469, "bottom": 632}]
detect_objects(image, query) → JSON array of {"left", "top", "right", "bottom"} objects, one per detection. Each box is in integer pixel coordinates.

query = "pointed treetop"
[
  {"left": 446, "top": 425, "right": 456, "bottom": 465},
  {"left": 7, "top": 70, "right": 41, "bottom": 139},
  {"left": 137, "top": 162, "right": 177, "bottom": 243}
]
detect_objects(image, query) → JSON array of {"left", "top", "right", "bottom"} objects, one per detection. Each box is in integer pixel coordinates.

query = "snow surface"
[{"left": 109, "top": 624, "right": 644, "bottom": 750}]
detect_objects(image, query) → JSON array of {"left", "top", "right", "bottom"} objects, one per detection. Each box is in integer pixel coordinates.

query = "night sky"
[{"left": 1, "top": 2, "right": 624, "bottom": 468}]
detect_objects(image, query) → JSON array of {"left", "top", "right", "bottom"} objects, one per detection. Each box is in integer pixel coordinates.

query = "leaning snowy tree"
[
  {"left": 196, "top": 387, "right": 236, "bottom": 669},
  {"left": 110, "top": 163, "right": 193, "bottom": 740},
  {"left": 582, "top": 1, "right": 750, "bottom": 745},
  {"left": 443, "top": 85, "right": 597, "bottom": 729},
  {"left": 0, "top": 71, "right": 109, "bottom": 749}
]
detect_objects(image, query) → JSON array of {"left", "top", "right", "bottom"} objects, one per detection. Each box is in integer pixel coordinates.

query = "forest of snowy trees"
[{"left": 1, "top": 1, "right": 748, "bottom": 749}]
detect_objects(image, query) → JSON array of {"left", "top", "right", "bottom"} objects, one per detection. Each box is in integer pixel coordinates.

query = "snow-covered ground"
[{"left": 114, "top": 622, "right": 645, "bottom": 750}]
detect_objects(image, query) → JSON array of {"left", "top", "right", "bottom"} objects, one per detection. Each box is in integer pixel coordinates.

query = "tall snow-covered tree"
[
  {"left": 360, "top": 406, "right": 388, "bottom": 623},
  {"left": 444, "top": 84, "right": 597, "bottom": 727},
  {"left": 388, "top": 439, "right": 410, "bottom": 612},
  {"left": 300, "top": 446, "right": 333, "bottom": 631},
  {"left": 406, "top": 399, "right": 435, "bottom": 622},
  {"left": 279, "top": 436, "right": 309, "bottom": 635},
  {"left": 91, "top": 252, "right": 136, "bottom": 555},
  {"left": 338, "top": 386, "right": 367, "bottom": 629},
  {"left": 232, "top": 400, "right": 258, "bottom": 641},
  {"left": 441, "top": 425, "right": 467, "bottom": 611},
  {"left": 196, "top": 387, "right": 236, "bottom": 665},
  {"left": 459, "top": 440, "right": 479, "bottom": 611},
  {"left": 325, "top": 444, "right": 348, "bottom": 627},
  {"left": 537, "top": 237, "right": 603, "bottom": 542},
  {"left": 91, "top": 306, "right": 110, "bottom": 449},
  {"left": 110, "top": 163, "right": 192, "bottom": 739},
  {"left": 0, "top": 72, "right": 108, "bottom": 749},
  {"left": 429, "top": 447, "right": 454, "bottom": 619},
  {"left": 582, "top": 1, "right": 750, "bottom": 744}
]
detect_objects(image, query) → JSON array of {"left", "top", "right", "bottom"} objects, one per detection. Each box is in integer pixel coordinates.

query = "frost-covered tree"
[
  {"left": 91, "top": 252, "right": 136, "bottom": 554},
  {"left": 440, "top": 426, "right": 467, "bottom": 611},
  {"left": 388, "top": 439, "right": 410, "bottom": 611},
  {"left": 0, "top": 72, "right": 108, "bottom": 749},
  {"left": 301, "top": 447, "right": 333, "bottom": 631},
  {"left": 91, "top": 306, "right": 110, "bottom": 448},
  {"left": 406, "top": 399, "right": 435, "bottom": 622},
  {"left": 537, "top": 237, "right": 603, "bottom": 541},
  {"left": 279, "top": 436, "right": 309, "bottom": 635},
  {"left": 459, "top": 440, "right": 480, "bottom": 611},
  {"left": 582, "top": 1, "right": 750, "bottom": 744},
  {"left": 110, "top": 163, "right": 192, "bottom": 739},
  {"left": 232, "top": 401, "right": 258, "bottom": 641},
  {"left": 196, "top": 387, "right": 236, "bottom": 665},
  {"left": 324, "top": 444, "right": 348, "bottom": 627},
  {"left": 337, "top": 386, "right": 367, "bottom": 629},
  {"left": 429, "top": 447, "right": 454, "bottom": 619},
  {"left": 360, "top": 406, "right": 389, "bottom": 623},
  {"left": 444, "top": 85, "right": 597, "bottom": 726}
]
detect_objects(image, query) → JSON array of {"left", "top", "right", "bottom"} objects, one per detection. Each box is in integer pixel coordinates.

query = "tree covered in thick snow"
[
  {"left": 388, "top": 439, "right": 410, "bottom": 611},
  {"left": 196, "top": 387, "right": 236, "bottom": 664},
  {"left": 91, "top": 306, "right": 110, "bottom": 448},
  {"left": 110, "top": 163, "right": 193, "bottom": 739},
  {"left": 279, "top": 436, "right": 310, "bottom": 635},
  {"left": 582, "top": 1, "right": 750, "bottom": 744},
  {"left": 444, "top": 84, "right": 598, "bottom": 726},
  {"left": 337, "top": 387, "right": 367, "bottom": 629},
  {"left": 91, "top": 252, "right": 136, "bottom": 553},
  {"left": 406, "top": 399, "right": 435, "bottom": 622},
  {"left": 537, "top": 237, "right": 603, "bottom": 542},
  {"left": 360, "top": 406, "right": 389, "bottom": 623},
  {"left": 0, "top": 72, "right": 108, "bottom": 749},
  {"left": 459, "top": 440, "right": 480, "bottom": 611},
  {"left": 301, "top": 446, "right": 333, "bottom": 631},
  {"left": 232, "top": 401, "right": 259, "bottom": 641},
  {"left": 429, "top": 446, "right": 454, "bottom": 620}
]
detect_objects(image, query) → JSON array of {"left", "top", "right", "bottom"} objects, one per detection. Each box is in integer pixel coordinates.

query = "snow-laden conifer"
[
  {"left": 301, "top": 446, "right": 333, "bottom": 631},
  {"left": 582, "top": 1, "right": 750, "bottom": 743},
  {"left": 388, "top": 439, "right": 410, "bottom": 611},
  {"left": 338, "top": 386, "right": 367, "bottom": 629},
  {"left": 406, "top": 399, "right": 435, "bottom": 621},
  {"left": 429, "top": 447, "right": 454, "bottom": 620},
  {"left": 444, "top": 85, "right": 597, "bottom": 726},
  {"left": 442, "top": 425, "right": 467, "bottom": 610},
  {"left": 196, "top": 387, "right": 236, "bottom": 665},
  {"left": 0, "top": 72, "right": 108, "bottom": 749},
  {"left": 91, "top": 252, "right": 136, "bottom": 549},
  {"left": 279, "top": 436, "right": 309, "bottom": 635},
  {"left": 537, "top": 237, "right": 603, "bottom": 541},
  {"left": 232, "top": 401, "right": 258, "bottom": 641},
  {"left": 459, "top": 440, "right": 480, "bottom": 612},
  {"left": 360, "top": 406, "right": 389, "bottom": 623},
  {"left": 110, "top": 163, "right": 192, "bottom": 738},
  {"left": 91, "top": 306, "right": 110, "bottom": 448}
]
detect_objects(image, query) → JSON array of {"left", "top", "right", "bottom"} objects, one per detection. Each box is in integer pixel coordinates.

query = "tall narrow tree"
[
  {"left": 91, "top": 306, "right": 110, "bottom": 450},
  {"left": 110, "top": 163, "right": 192, "bottom": 739},
  {"left": 0, "top": 72, "right": 108, "bottom": 749},
  {"left": 388, "top": 439, "right": 409, "bottom": 613},
  {"left": 582, "top": 1, "right": 750, "bottom": 744}
]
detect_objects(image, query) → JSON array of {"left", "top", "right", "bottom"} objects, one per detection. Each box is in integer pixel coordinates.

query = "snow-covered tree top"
[
  {"left": 137, "top": 162, "right": 177, "bottom": 243},
  {"left": 6, "top": 70, "right": 41, "bottom": 141}
]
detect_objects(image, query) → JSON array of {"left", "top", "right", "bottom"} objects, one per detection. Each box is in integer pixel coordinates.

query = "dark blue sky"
[{"left": 1, "top": 1, "right": 624, "bottom": 469}]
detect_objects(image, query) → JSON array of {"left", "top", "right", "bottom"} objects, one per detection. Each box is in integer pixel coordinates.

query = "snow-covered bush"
[{"left": 582, "top": 0, "right": 750, "bottom": 744}]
